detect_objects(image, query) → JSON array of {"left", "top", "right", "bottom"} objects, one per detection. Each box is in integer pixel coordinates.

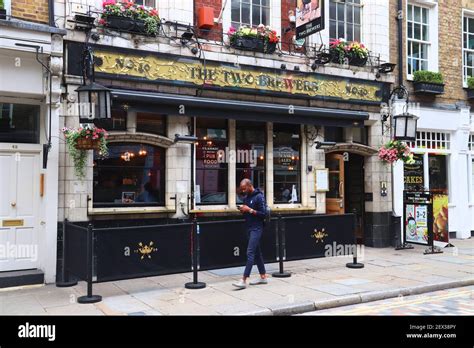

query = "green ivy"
[
  {"left": 0, "top": 0, "right": 4, "bottom": 10},
  {"left": 413, "top": 70, "right": 444, "bottom": 84}
]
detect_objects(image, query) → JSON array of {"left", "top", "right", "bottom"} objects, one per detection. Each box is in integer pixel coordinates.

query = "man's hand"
[{"left": 239, "top": 205, "right": 252, "bottom": 214}]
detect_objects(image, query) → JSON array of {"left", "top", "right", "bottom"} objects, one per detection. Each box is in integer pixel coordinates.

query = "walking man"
[{"left": 233, "top": 179, "right": 268, "bottom": 289}]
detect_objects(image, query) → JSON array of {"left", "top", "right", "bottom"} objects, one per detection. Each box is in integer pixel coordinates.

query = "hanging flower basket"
[
  {"left": 329, "top": 39, "right": 369, "bottom": 67},
  {"left": 378, "top": 140, "right": 415, "bottom": 165},
  {"left": 62, "top": 125, "right": 109, "bottom": 179}
]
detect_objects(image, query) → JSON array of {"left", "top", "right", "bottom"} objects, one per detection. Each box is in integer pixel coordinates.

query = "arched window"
[{"left": 93, "top": 143, "right": 166, "bottom": 207}]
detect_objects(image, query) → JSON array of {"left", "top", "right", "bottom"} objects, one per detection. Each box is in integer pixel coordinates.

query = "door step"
[{"left": 0, "top": 269, "right": 44, "bottom": 289}]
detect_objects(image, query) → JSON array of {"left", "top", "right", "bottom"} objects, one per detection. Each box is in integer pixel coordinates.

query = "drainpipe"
[
  {"left": 397, "top": 0, "right": 404, "bottom": 86},
  {"left": 48, "top": 0, "right": 55, "bottom": 27}
]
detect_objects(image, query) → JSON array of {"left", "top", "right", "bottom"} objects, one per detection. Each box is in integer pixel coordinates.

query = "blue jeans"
[{"left": 244, "top": 227, "right": 266, "bottom": 278}]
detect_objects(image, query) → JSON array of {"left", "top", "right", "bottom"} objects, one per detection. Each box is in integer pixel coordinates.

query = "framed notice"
[{"left": 314, "top": 169, "right": 329, "bottom": 192}]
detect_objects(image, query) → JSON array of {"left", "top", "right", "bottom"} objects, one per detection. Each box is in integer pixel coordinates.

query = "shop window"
[
  {"left": 196, "top": 118, "right": 228, "bottom": 205},
  {"left": 428, "top": 154, "right": 448, "bottom": 193},
  {"left": 0, "top": 103, "right": 40, "bottom": 144},
  {"left": 93, "top": 143, "right": 165, "bottom": 207},
  {"left": 236, "top": 121, "right": 266, "bottom": 204},
  {"left": 231, "top": 0, "right": 270, "bottom": 28},
  {"left": 93, "top": 107, "right": 127, "bottom": 131},
  {"left": 273, "top": 124, "right": 301, "bottom": 204},
  {"left": 407, "top": 4, "right": 430, "bottom": 75},
  {"left": 329, "top": 0, "right": 362, "bottom": 42},
  {"left": 134, "top": 0, "right": 156, "bottom": 7},
  {"left": 136, "top": 112, "right": 166, "bottom": 136},
  {"left": 463, "top": 14, "right": 474, "bottom": 82}
]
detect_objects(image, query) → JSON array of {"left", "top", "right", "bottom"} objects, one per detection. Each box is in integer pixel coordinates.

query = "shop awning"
[{"left": 111, "top": 90, "right": 369, "bottom": 127}]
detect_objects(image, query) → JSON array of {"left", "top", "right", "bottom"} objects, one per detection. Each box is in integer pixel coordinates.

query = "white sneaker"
[
  {"left": 232, "top": 279, "right": 247, "bottom": 289},
  {"left": 250, "top": 278, "right": 268, "bottom": 285}
]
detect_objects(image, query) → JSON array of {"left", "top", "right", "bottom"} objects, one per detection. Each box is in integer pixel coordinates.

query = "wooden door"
[{"left": 326, "top": 154, "right": 345, "bottom": 215}]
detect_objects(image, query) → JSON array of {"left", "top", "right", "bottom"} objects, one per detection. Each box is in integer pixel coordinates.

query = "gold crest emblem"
[
  {"left": 134, "top": 241, "right": 158, "bottom": 259},
  {"left": 311, "top": 229, "right": 328, "bottom": 243}
]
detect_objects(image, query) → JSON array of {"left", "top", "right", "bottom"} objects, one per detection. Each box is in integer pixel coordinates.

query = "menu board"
[{"left": 404, "top": 153, "right": 424, "bottom": 191}]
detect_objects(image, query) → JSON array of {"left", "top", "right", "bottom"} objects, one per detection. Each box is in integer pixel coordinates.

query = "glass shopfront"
[
  {"left": 196, "top": 118, "right": 229, "bottom": 205},
  {"left": 236, "top": 121, "right": 266, "bottom": 203},
  {"left": 273, "top": 123, "right": 301, "bottom": 204},
  {"left": 93, "top": 143, "right": 166, "bottom": 207}
]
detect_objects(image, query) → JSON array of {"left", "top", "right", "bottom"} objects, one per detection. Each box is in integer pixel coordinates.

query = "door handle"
[
  {"left": 11, "top": 202, "right": 16, "bottom": 207},
  {"left": 339, "top": 182, "right": 344, "bottom": 198}
]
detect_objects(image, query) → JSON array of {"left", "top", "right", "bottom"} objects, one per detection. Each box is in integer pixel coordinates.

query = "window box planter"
[
  {"left": 105, "top": 15, "right": 151, "bottom": 35},
  {"left": 466, "top": 89, "right": 474, "bottom": 100},
  {"left": 412, "top": 82, "right": 445, "bottom": 95},
  {"left": 349, "top": 55, "right": 368, "bottom": 67},
  {"left": 228, "top": 25, "right": 279, "bottom": 54},
  {"left": 230, "top": 37, "right": 276, "bottom": 54}
]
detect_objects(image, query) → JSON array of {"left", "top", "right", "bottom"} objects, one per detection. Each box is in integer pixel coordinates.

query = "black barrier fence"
[{"left": 59, "top": 213, "right": 359, "bottom": 302}]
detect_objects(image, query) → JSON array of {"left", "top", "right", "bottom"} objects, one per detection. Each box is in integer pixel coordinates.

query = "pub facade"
[{"left": 54, "top": 0, "right": 397, "bottom": 283}]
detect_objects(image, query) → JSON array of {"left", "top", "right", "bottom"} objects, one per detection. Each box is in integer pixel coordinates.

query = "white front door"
[{"left": 0, "top": 151, "right": 40, "bottom": 271}]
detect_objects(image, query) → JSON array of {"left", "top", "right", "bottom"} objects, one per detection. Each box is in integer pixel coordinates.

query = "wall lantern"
[
  {"left": 393, "top": 112, "right": 419, "bottom": 142},
  {"left": 76, "top": 82, "right": 111, "bottom": 121}
]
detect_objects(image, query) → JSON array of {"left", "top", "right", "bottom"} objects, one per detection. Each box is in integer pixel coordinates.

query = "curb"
[{"left": 262, "top": 277, "right": 474, "bottom": 316}]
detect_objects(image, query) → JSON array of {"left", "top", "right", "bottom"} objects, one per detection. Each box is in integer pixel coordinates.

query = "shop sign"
[
  {"left": 89, "top": 48, "right": 388, "bottom": 104},
  {"left": 404, "top": 154, "right": 424, "bottom": 191}
]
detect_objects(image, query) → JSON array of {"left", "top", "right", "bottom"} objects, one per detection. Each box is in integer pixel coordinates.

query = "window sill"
[{"left": 88, "top": 206, "right": 176, "bottom": 215}]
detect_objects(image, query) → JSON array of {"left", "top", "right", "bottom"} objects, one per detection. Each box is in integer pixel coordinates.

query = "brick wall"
[
  {"left": 11, "top": 0, "right": 49, "bottom": 24},
  {"left": 194, "top": 0, "right": 223, "bottom": 42},
  {"left": 390, "top": 0, "right": 474, "bottom": 106}
]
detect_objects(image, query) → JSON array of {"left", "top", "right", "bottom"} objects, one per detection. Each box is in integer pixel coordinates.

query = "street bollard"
[
  {"left": 272, "top": 214, "right": 291, "bottom": 278},
  {"left": 185, "top": 215, "right": 206, "bottom": 289},
  {"left": 78, "top": 223, "right": 102, "bottom": 304},
  {"left": 346, "top": 214, "right": 364, "bottom": 269}
]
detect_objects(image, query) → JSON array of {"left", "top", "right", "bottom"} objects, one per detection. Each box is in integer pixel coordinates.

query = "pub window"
[
  {"left": 407, "top": 4, "right": 430, "bottom": 75},
  {"left": 236, "top": 121, "right": 266, "bottom": 204},
  {"left": 93, "top": 107, "right": 127, "bottom": 131},
  {"left": 325, "top": 126, "right": 344, "bottom": 143},
  {"left": 136, "top": 112, "right": 166, "bottom": 136},
  {"left": 353, "top": 126, "right": 368, "bottom": 145},
  {"left": 93, "top": 143, "right": 166, "bottom": 207},
  {"left": 463, "top": 14, "right": 474, "bottom": 82},
  {"left": 134, "top": 0, "right": 157, "bottom": 7},
  {"left": 0, "top": 103, "right": 40, "bottom": 144},
  {"left": 428, "top": 154, "right": 448, "bottom": 193},
  {"left": 273, "top": 123, "right": 301, "bottom": 204},
  {"left": 196, "top": 118, "right": 229, "bottom": 205},
  {"left": 329, "top": 0, "right": 362, "bottom": 42},
  {"left": 231, "top": 0, "right": 270, "bottom": 28}
]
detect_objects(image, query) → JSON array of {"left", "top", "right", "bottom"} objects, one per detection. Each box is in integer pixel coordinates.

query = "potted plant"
[
  {"left": 412, "top": 70, "right": 445, "bottom": 95},
  {"left": 99, "top": 0, "right": 160, "bottom": 36},
  {"left": 228, "top": 24, "right": 279, "bottom": 54},
  {"left": 62, "top": 125, "right": 109, "bottom": 179},
  {"left": 329, "top": 39, "right": 369, "bottom": 67},
  {"left": 0, "top": 0, "right": 7, "bottom": 20},
  {"left": 466, "top": 76, "right": 474, "bottom": 99},
  {"left": 378, "top": 140, "right": 415, "bottom": 165}
]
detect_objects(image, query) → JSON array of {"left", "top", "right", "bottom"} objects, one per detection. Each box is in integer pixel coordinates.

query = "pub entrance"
[{"left": 326, "top": 152, "right": 366, "bottom": 243}]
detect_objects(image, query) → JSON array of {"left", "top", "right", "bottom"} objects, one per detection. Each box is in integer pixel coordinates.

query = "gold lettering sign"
[
  {"left": 94, "top": 51, "right": 383, "bottom": 102},
  {"left": 2, "top": 220, "right": 24, "bottom": 227}
]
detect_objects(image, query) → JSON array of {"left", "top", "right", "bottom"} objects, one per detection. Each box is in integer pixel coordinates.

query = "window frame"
[
  {"left": 92, "top": 142, "right": 167, "bottom": 209},
  {"left": 462, "top": 9, "right": 474, "bottom": 87},
  {"left": 329, "top": 0, "right": 363, "bottom": 42},
  {"left": 406, "top": 1, "right": 439, "bottom": 80},
  {"left": 231, "top": 0, "right": 272, "bottom": 28},
  {"left": 272, "top": 123, "right": 302, "bottom": 205},
  {"left": 133, "top": 0, "right": 157, "bottom": 8}
]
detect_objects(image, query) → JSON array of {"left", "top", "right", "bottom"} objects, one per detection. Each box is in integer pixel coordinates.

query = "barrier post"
[
  {"left": 56, "top": 219, "right": 78, "bottom": 287},
  {"left": 78, "top": 223, "right": 102, "bottom": 304},
  {"left": 346, "top": 214, "right": 364, "bottom": 269},
  {"left": 272, "top": 214, "right": 291, "bottom": 278},
  {"left": 185, "top": 215, "right": 206, "bottom": 289}
]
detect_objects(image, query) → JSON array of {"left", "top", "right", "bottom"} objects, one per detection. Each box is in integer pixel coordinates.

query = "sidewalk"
[{"left": 0, "top": 238, "right": 472, "bottom": 315}]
